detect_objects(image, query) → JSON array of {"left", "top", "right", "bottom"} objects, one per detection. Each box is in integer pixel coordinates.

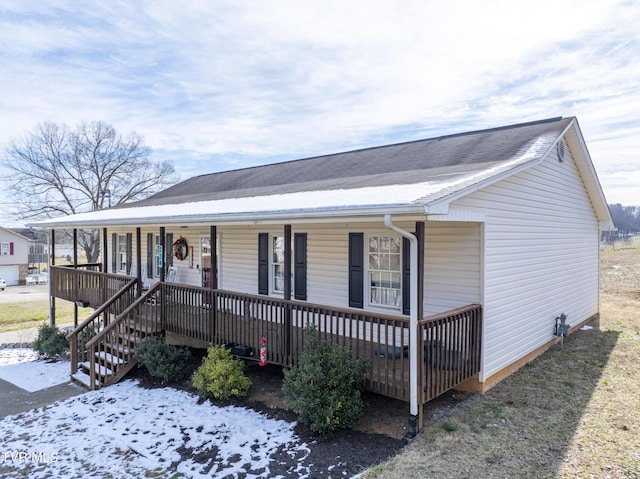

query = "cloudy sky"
[{"left": 0, "top": 0, "right": 638, "bottom": 227}]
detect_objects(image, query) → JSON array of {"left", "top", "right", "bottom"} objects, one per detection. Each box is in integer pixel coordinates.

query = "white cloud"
[{"left": 0, "top": 0, "right": 639, "bottom": 223}]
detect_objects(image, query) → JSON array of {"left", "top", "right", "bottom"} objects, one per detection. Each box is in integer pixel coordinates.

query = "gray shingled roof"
[
  {"left": 124, "top": 117, "right": 573, "bottom": 208},
  {"left": 32, "top": 116, "right": 597, "bottom": 228}
]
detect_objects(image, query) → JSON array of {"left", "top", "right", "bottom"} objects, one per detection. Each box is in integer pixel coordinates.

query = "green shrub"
[
  {"left": 32, "top": 323, "right": 69, "bottom": 358},
  {"left": 282, "top": 324, "right": 370, "bottom": 433},
  {"left": 134, "top": 336, "right": 192, "bottom": 383},
  {"left": 191, "top": 345, "right": 252, "bottom": 400}
]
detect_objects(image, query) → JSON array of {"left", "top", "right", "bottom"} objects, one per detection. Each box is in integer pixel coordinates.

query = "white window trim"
[
  {"left": 270, "top": 234, "right": 293, "bottom": 295},
  {"left": 0, "top": 242, "right": 9, "bottom": 256},
  {"left": 365, "top": 233, "right": 403, "bottom": 312},
  {"left": 117, "top": 234, "right": 128, "bottom": 273}
]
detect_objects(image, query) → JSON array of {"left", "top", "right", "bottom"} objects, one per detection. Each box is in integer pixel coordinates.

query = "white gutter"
[{"left": 383, "top": 214, "right": 419, "bottom": 430}]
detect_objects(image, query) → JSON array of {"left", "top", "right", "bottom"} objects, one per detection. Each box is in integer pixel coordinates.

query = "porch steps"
[
  {"left": 70, "top": 317, "right": 160, "bottom": 390},
  {"left": 71, "top": 369, "right": 101, "bottom": 389}
]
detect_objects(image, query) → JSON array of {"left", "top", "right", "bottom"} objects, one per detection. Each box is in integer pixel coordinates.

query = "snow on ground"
[
  {"left": 0, "top": 349, "right": 70, "bottom": 391},
  {"left": 0, "top": 349, "right": 313, "bottom": 478}
]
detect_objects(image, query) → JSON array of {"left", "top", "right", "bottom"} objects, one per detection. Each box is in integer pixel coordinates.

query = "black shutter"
[
  {"left": 126, "top": 233, "right": 133, "bottom": 275},
  {"left": 111, "top": 233, "right": 117, "bottom": 273},
  {"left": 146, "top": 233, "right": 153, "bottom": 278},
  {"left": 258, "top": 233, "right": 269, "bottom": 294},
  {"left": 402, "top": 237, "right": 411, "bottom": 316},
  {"left": 294, "top": 233, "right": 307, "bottom": 300},
  {"left": 166, "top": 233, "right": 173, "bottom": 268},
  {"left": 348, "top": 233, "right": 364, "bottom": 308}
]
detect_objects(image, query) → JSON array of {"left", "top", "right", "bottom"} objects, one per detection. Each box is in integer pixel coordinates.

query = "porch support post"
[
  {"left": 102, "top": 228, "right": 108, "bottom": 273},
  {"left": 73, "top": 228, "right": 78, "bottom": 328},
  {"left": 284, "top": 224, "right": 292, "bottom": 358},
  {"left": 159, "top": 226, "right": 166, "bottom": 327},
  {"left": 159, "top": 227, "right": 166, "bottom": 282},
  {"left": 100, "top": 228, "right": 108, "bottom": 312},
  {"left": 412, "top": 221, "right": 426, "bottom": 431},
  {"left": 210, "top": 225, "right": 218, "bottom": 289},
  {"left": 73, "top": 228, "right": 78, "bottom": 267},
  {"left": 49, "top": 229, "right": 56, "bottom": 327},
  {"left": 210, "top": 225, "right": 217, "bottom": 343},
  {"left": 135, "top": 228, "right": 142, "bottom": 297},
  {"left": 384, "top": 215, "right": 419, "bottom": 439}
]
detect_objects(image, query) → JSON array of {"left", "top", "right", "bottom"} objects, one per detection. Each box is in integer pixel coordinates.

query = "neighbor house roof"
[{"left": 29, "top": 116, "right": 613, "bottom": 229}]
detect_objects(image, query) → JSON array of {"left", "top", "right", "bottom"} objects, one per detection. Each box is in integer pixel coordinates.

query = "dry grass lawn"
[{"left": 364, "top": 236, "right": 640, "bottom": 479}]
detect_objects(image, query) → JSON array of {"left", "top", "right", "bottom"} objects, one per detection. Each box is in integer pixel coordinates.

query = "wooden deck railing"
[
  {"left": 54, "top": 269, "right": 482, "bottom": 405},
  {"left": 157, "top": 283, "right": 482, "bottom": 404},
  {"left": 51, "top": 265, "right": 132, "bottom": 308},
  {"left": 84, "top": 284, "right": 163, "bottom": 388},
  {"left": 418, "top": 304, "right": 482, "bottom": 403},
  {"left": 67, "top": 277, "right": 137, "bottom": 375}
]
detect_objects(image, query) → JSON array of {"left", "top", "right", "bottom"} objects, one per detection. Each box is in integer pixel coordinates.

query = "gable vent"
[{"left": 557, "top": 139, "right": 567, "bottom": 162}]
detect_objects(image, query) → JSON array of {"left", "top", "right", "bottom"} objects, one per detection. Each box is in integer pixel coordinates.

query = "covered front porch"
[{"left": 52, "top": 264, "right": 481, "bottom": 431}]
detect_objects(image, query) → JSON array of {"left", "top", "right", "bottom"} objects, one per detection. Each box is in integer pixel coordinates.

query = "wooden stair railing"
[
  {"left": 69, "top": 282, "right": 162, "bottom": 390},
  {"left": 67, "top": 278, "right": 137, "bottom": 379}
]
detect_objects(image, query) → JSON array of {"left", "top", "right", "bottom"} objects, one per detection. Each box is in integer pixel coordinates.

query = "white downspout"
[{"left": 384, "top": 214, "right": 419, "bottom": 434}]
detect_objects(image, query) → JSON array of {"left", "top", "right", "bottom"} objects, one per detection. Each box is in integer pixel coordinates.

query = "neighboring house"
[
  {"left": 0, "top": 227, "right": 33, "bottom": 285},
  {"left": 31, "top": 117, "right": 614, "bottom": 435}
]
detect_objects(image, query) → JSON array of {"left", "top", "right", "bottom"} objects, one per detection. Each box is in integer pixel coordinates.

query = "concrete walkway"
[
  {"left": 0, "top": 325, "right": 86, "bottom": 419},
  {"left": 0, "top": 378, "right": 85, "bottom": 419}
]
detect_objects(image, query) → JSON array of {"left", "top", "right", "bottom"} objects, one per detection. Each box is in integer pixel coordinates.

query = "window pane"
[
  {"left": 369, "top": 254, "right": 380, "bottom": 270},
  {"left": 273, "top": 264, "right": 284, "bottom": 292},
  {"left": 390, "top": 237, "right": 401, "bottom": 253},
  {"left": 369, "top": 236, "right": 379, "bottom": 253},
  {"left": 390, "top": 253, "right": 400, "bottom": 271},
  {"left": 367, "top": 235, "right": 402, "bottom": 308}
]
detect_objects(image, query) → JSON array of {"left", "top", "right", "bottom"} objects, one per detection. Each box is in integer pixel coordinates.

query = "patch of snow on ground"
[
  {"left": 0, "top": 348, "right": 38, "bottom": 366},
  {"left": 0, "top": 350, "right": 312, "bottom": 478},
  {"left": 0, "top": 380, "right": 311, "bottom": 478},
  {"left": 0, "top": 356, "right": 70, "bottom": 391}
]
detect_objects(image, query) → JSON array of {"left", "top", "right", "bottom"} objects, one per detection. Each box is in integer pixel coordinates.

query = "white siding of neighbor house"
[{"left": 451, "top": 138, "right": 600, "bottom": 381}]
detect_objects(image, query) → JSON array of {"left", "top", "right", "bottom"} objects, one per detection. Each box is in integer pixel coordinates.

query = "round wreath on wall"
[{"left": 173, "top": 236, "right": 188, "bottom": 261}]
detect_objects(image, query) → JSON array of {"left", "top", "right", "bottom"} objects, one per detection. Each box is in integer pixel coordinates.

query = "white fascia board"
[
  {"left": 563, "top": 119, "right": 615, "bottom": 226},
  {"left": 28, "top": 203, "right": 428, "bottom": 229}
]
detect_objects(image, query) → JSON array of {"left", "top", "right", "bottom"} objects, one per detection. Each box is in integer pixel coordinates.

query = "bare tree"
[{"left": 3, "top": 121, "right": 176, "bottom": 262}]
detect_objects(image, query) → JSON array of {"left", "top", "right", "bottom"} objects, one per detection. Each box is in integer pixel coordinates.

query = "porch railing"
[
  {"left": 67, "top": 277, "right": 137, "bottom": 376},
  {"left": 54, "top": 269, "right": 482, "bottom": 405},
  {"left": 51, "top": 265, "right": 132, "bottom": 308},
  {"left": 158, "top": 282, "right": 482, "bottom": 404},
  {"left": 418, "top": 304, "right": 482, "bottom": 404}
]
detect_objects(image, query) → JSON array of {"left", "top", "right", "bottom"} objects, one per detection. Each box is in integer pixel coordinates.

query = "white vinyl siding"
[
  {"left": 453, "top": 138, "right": 600, "bottom": 380},
  {"left": 423, "top": 222, "right": 482, "bottom": 315}
]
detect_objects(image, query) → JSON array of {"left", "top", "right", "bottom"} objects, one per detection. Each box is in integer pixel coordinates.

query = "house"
[
  {"left": 0, "top": 227, "right": 34, "bottom": 286},
  {"left": 31, "top": 117, "right": 614, "bottom": 436}
]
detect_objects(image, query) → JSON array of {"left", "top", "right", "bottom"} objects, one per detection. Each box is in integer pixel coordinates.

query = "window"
[
  {"left": 368, "top": 235, "right": 402, "bottom": 309},
  {"left": 1, "top": 242, "right": 9, "bottom": 256},
  {"left": 272, "top": 236, "right": 286, "bottom": 293},
  {"left": 117, "top": 235, "right": 128, "bottom": 272},
  {"left": 258, "top": 232, "right": 306, "bottom": 299}
]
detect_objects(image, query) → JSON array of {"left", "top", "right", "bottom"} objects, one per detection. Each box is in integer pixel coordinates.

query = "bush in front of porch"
[
  {"left": 32, "top": 323, "right": 69, "bottom": 359},
  {"left": 191, "top": 345, "right": 252, "bottom": 400},
  {"left": 134, "top": 336, "right": 193, "bottom": 383},
  {"left": 282, "top": 324, "right": 370, "bottom": 434}
]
